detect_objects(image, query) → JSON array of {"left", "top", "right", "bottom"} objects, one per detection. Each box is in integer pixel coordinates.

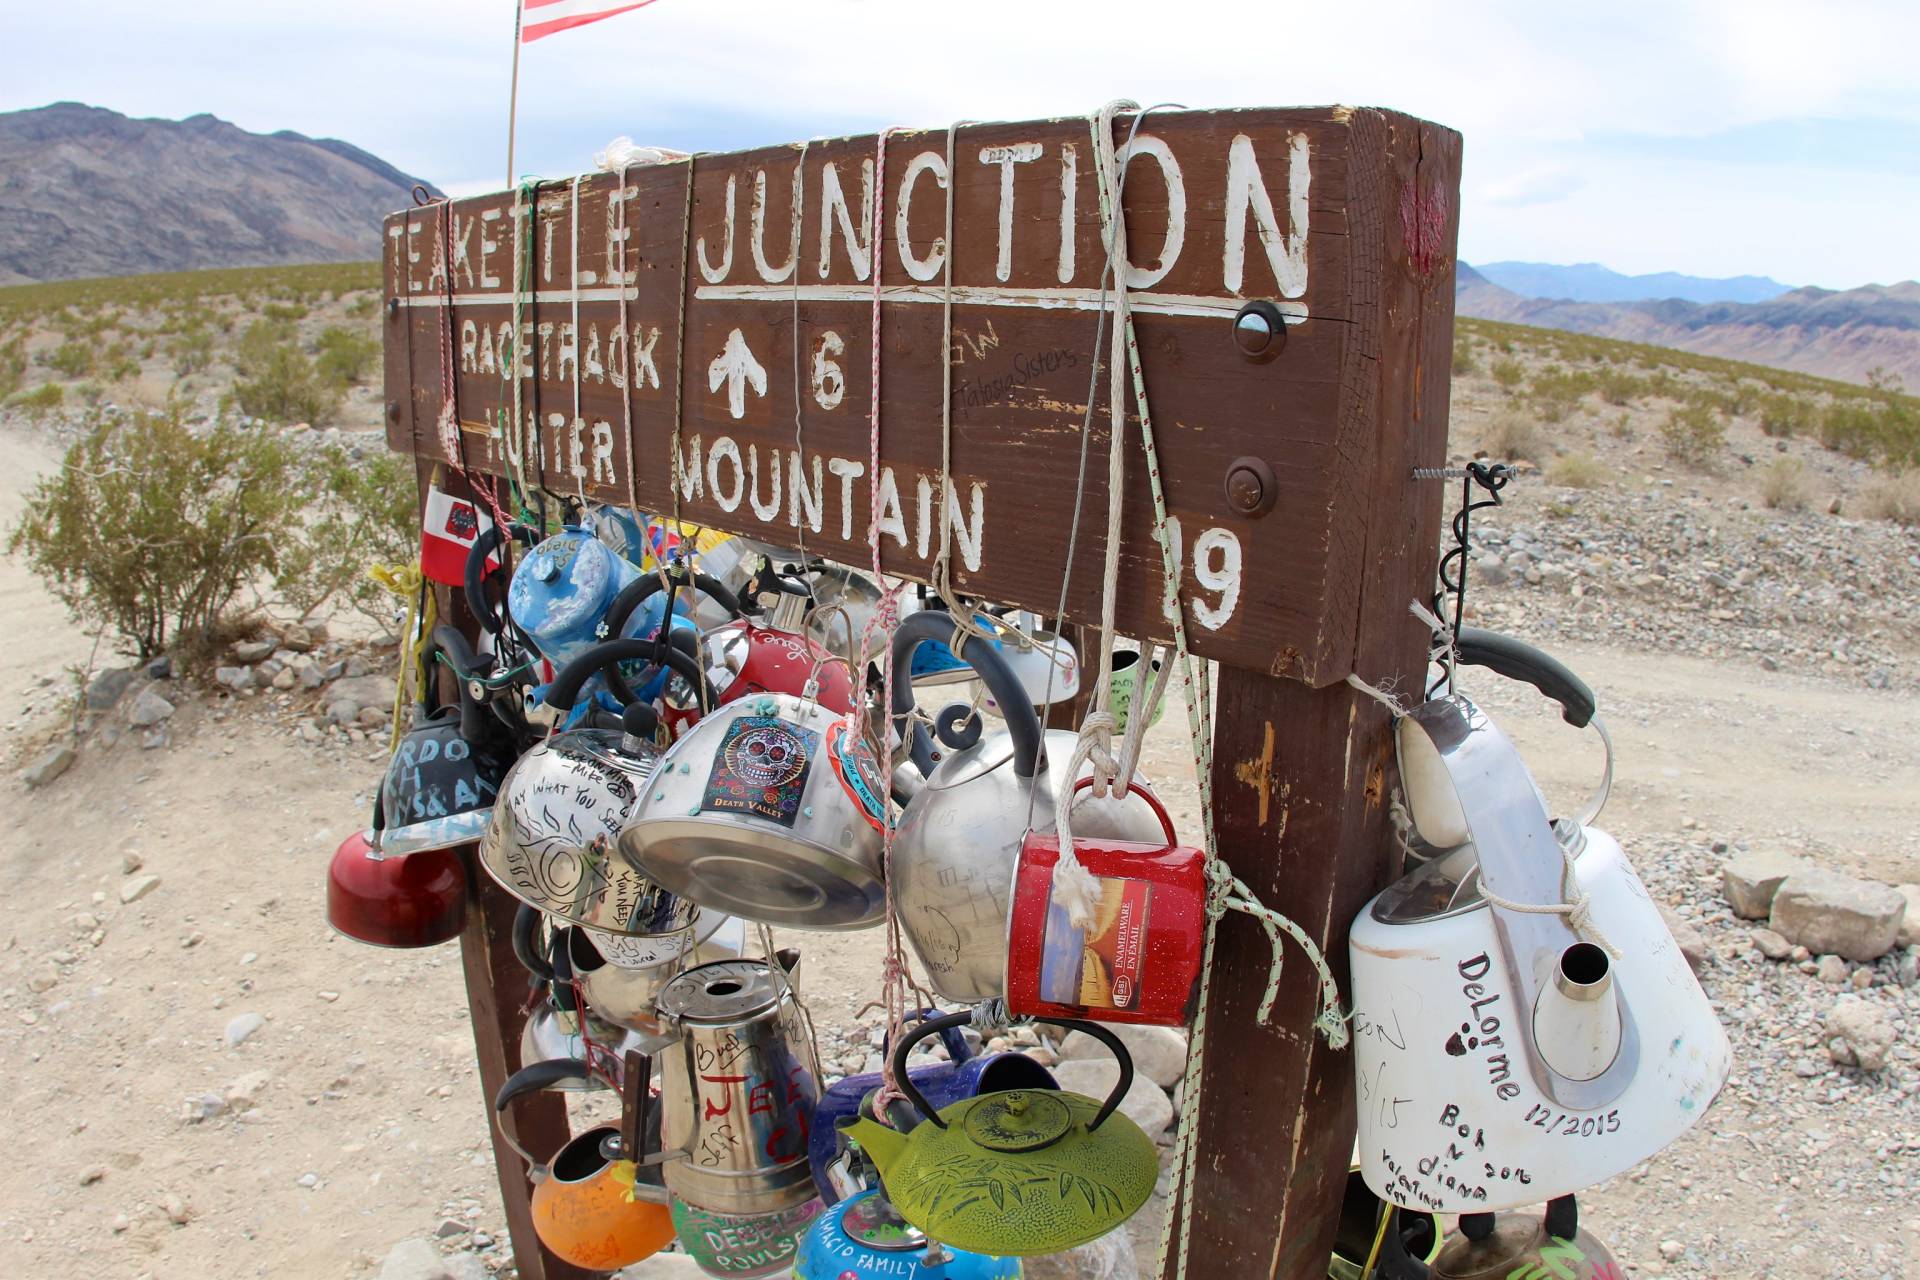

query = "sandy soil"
[{"left": 2, "top": 406, "right": 1917, "bottom": 1279}]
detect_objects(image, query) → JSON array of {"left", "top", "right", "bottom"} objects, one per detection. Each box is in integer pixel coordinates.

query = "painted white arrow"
[{"left": 706, "top": 327, "right": 767, "bottom": 420}]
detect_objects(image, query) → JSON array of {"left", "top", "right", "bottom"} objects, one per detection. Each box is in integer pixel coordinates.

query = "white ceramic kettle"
[{"left": 1349, "top": 631, "right": 1730, "bottom": 1215}]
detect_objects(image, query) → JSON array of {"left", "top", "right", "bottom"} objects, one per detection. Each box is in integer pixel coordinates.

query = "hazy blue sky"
[{"left": 6, "top": 0, "right": 1916, "bottom": 289}]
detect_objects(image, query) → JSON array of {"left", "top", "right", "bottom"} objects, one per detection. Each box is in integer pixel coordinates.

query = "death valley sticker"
[
  {"left": 702, "top": 714, "right": 817, "bottom": 827},
  {"left": 1039, "top": 875, "right": 1153, "bottom": 1010}
]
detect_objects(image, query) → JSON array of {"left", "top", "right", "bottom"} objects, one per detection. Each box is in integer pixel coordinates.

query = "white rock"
[
  {"left": 1771, "top": 870, "right": 1907, "bottom": 962},
  {"left": 1051, "top": 1057, "right": 1174, "bottom": 1137},
  {"left": 126, "top": 688, "right": 174, "bottom": 727},
  {"left": 1721, "top": 850, "right": 1805, "bottom": 919},
  {"left": 1058, "top": 1024, "right": 1189, "bottom": 1089},
  {"left": 226, "top": 1070, "right": 271, "bottom": 1107},
  {"left": 119, "top": 874, "right": 162, "bottom": 904},
  {"left": 1825, "top": 996, "right": 1895, "bottom": 1071},
  {"left": 377, "top": 1239, "right": 451, "bottom": 1280},
  {"left": 1897, "top": 885, "right": 1920, "bottom": 948},
  {"left": 225, "top": 1012, "right": 266, "bottom": 1047}
]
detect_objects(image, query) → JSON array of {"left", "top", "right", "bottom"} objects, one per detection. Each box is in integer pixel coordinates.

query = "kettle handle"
[
  {"left": 888, "top": 611, "right": 1045, "bottom": 780},
  {"left": 1455, "top": 629, "right": 1594, "bottom": 728},
  {"left": 600, "top": 563, "right": 744, "bottom": 638},
  {"left": 890, "top": 1011, "right": 1132, "bottom": 1132},
  {"left": 464, "top": 520, "right": 539, "bottom": 637},
  {"left": 883, "top": 1006, "right": 975, "bottom": 1064},
  {"left": 512, "top": 903, "right": 555, "bottom": 983},
  {"left": 543, "top": 635, "right": 714, "bottom": 716},
  {"left": 492, "top": 1057, "right": 591, "bottom": 1170}
]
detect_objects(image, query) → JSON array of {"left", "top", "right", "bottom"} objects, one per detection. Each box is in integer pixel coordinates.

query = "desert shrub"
[
  {"left": 1529, "top": 369, "right": 1594, "bottom": 423},
  {"left": 169, "top": 325, "right": 215, "bottom": 377},
  {"left": 315, "top": 325, "right": 379, "bottom": 386},
  {"left": 1759, "top": 458, "right": 1812, "bottom": 511},
  {"left": 1452, "top": 334, "right": 1478, "bottom": 377},
  {"left": 1859, "top": 472, "right": 1920, "bottom": 526},
  {"left": 44, "top": 338, "right": 94, "bottom": 378},
  {"left": 1480, "top": 412, "right": 1544, "bottom": 463},
  {"left": 346, "top": 295, "right": 378, "bottom": 320},
  {"left": 1659, "top": 403, "right": 1726, "bottom": 466},
  {"left": 1758, "top": 393, "right": 1814, "bottom": 438},
  {"left": 1490, "top": 358, "right": 1525, "bottom": 392},
  {"left": 7, "top": 407, "right": 302, "bottom": 660},
  {"left": 261, "top": 300, "right": 308, "bottom": 322},
  {"left": 232, "top": 319, "right": 341, "bottom": 425},
  {"left": 1819, "top": 399, "right": 1886, "bottom": 461},
  {"left": 1546, "top": 452, "right": 1608, "bottom": 489},
  {"left": 9, "top": 382, "right": 63, "bottom": 415},
  {"left": 100, "top": 337, "right": 140, "bottom": 383},
  {"left": 1661, "top": 403, "right": 1725, "bottom": 464},
  {"left": 74, "top": 381, "right": 105, "bottom": 407},
  {"left": 0, "top": 334, "right": 24, "bottom": 399},
  {"left": 272, "top": 447, "right": 418, "bottom": 626},
  {"left": 1594, "top": 368, "right": 1645, "bottom": 406}
]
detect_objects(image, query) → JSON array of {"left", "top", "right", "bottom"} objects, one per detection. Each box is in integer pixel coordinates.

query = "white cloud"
[
  {"left": 1483, "top": 167, "right": 1586, "bottom": 208},
  {"left": 2, "top": 0, "right": 1917, "bottom": 286}
]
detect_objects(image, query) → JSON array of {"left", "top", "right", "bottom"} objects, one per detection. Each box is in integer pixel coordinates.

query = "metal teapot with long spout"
[{"left": 885, "top": 613, "right": 1164, "bottom": 1003}]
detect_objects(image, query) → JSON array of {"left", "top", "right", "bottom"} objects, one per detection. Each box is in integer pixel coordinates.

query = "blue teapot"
[
  {"left": 809, "top": 1010, "right": 1057, "bottom": 1204},
  {"left": 795, "top": 1190, "right": 1020, "bottom": 1280}
]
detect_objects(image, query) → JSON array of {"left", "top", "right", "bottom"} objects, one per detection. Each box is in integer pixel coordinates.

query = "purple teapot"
[{"left": 808, "top": 1009, "right": 1057, "bottom": 1204}]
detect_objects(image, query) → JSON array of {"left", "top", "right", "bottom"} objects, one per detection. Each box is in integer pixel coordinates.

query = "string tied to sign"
[{"left": 1202, "top": 860, "right": 1350, "bottom": 1042}]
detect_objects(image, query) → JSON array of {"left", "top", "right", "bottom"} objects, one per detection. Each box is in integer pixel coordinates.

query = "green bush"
[
  {"left": 1759, "top": 458, "right": 1812, "bottom": 511},
  {"left": 7, "top": 408, "right": 302, "bottom": 660},
  {"left": 1490, "top": 358, "right": 1525, "bottom": 392},
  {"left": 232, "top": 319, "right": 341, "bottom": 425},
  {"left": 0, "top": 335, "right": 24, "bottom": 400},
  {"left": 315, "top": 325, "right": 379, "bottom": 386},
  {"left": 273, "top": 447, "right": 418, "bottom": 625},
  {"left": 262, "top": 300, "right": 308, "bottom": 322},
  {"left": 1660, "top": 403, "right": 1726, "bottom": 466},
  {"left": 45, "top": 338, "right": 94, "bottom": 377},
  {"left": 1452, "top": 334, "right": 1478, "bottom": 377},
  {"left": 1546, "top": 452, "right": 1609, "bottom": 489},
  {"left": 1759, "top": 393, "right": 1813, "bottom": 438},
  {"left": 169, "top": 325, "right": 215, "bottom": 377},
  {"left": 1594, "top": 368, "right": 1646, "bottom": 407},
  {"left": 1528, "top": 369, "right": 1594, "bottom": 423},
  {"left": 9, "top": 382, "right": 63, "bottom": 415}
]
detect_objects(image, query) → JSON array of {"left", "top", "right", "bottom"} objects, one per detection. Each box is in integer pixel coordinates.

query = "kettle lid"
[
  {"left": 961, "top": 1090, "right": 1074, "bottom": 1153},
  {"left": 840, "top": 1192, "right": 927, "bottom": 1251},
  {"left": 655, "top": 958, "right": 785, "bottom": 1023}
]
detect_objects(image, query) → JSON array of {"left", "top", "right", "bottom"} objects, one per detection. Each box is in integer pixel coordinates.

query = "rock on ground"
[
  {"left": 119, "top": 874, "right": 161, "bottom": 903},
  {"left": 1898, "top": 884, "right": 1920, "bottom": 948},
  {"left": 1052, "top": 1056, "right": 1175, "bottom": 1138},
  {"left": 1770, "top": 869, "right": 1907, "bottom": 962},
  {"left": 1059, "top": 1024, "right": 1189, "bottom": 1089},
  {"left": 126, "top": 687, "right": 175, "bottom": 727},
  {"left": 1721, "top": 849, "right": 1806, "bottom": 919},
  {"left": 22, "top": 743, "right": 75, "bottom": 789},
  {"left": 329, "top": 674, "right": 397, "bottom": 710},
  {"left": 1657, "top": 903, "right": 1709, "bottom": 975},
  {"left": 86, "top": 667, "right": 136, "bottom": 710},
  {"left": 1750, "top": 927, "right": 1792, "bottom": 960},
  {"left": 224, "top": 1012, "right": 266, "bottom": 1048},
  {"left": 1825, "top": 996, "right": 1896, "bottom": 1071}
]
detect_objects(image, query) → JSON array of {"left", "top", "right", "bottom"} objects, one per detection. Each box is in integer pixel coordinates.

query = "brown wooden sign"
[{"left": 384, "top": 105, "right": 1457, "bottom": 685}]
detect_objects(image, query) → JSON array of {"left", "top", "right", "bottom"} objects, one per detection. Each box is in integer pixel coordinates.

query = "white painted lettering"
[
  {"left": 697, "top": 174, "right": 737, "bottom": 284},
  {"left": 811, "top": 331, "right": 845, "bottom": 410},
  {"left": 750, "top": 167, "right": 799, "bottom": 283},
  {"left": 827, "top": 457, "right": 866, "bottom": 541},
  {"left": 789, "top": 451, "right": 824, "bottom": 532},
  {"left": 707, "top": 437, "right": 744, "bottom": 511},
  {"left": 978, "top": 142, "right": 1042, "bottom": 282},
  {"left": 1223, "top": 132, "right": 1310, "bottom": 297},
  {"left": 818, "top": 159, "right": 874, "bottom": 281},
  {"left": 747, "top": 444, "right": 782, "bottom": 522},
  {"left": 1119, "top": 136, "right": 1185, "bottom": 289},
  {"left": 895, "top": 151, "right": 948, "bottom": 282}
]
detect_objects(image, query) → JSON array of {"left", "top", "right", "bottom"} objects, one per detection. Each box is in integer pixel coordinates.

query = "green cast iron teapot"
[{"left": 837, "top": 1011, "right": 1156, "bottom": 1257}]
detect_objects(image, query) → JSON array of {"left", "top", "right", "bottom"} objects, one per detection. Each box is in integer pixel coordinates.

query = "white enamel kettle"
[{"left": 1349, "top": 630, "right": 1730, "bottom": 1214}]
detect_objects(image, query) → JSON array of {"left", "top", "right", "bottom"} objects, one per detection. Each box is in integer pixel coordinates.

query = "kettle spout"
[
  {"left": 836, "top": 1114, "right": 907, "bottom": 1177},
  {"left": 1531, "top": 943, "right": 1622, "bottom": 1082}
]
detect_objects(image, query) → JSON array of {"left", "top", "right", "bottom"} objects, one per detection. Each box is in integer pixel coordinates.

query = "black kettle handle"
[
  {"left": 887, "top": 611, "right": 1044, "bottom": 780},
  {"left": 888, "top": 1011, "right": 1131, "bottom": 1132},
  {"left": 542, "top": 635, "right": 714, "bottom": 715},
  {"left": 1371, "top": 1205, "right": 1434, "bottom": 1279},
  {"left": 600, "top": 564, "right": 743, "bottom": 638},
  {"left": 1455, "top": 628, "right": 1595, "bottom": 729}
]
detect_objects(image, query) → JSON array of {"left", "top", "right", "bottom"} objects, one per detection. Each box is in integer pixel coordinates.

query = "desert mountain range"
[{"left": 0, "top": 103, "right": 436, "bottom": 286}]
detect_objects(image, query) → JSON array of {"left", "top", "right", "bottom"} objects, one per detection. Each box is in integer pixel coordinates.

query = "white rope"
[{"left": 1480, "top": 844, "right": 1621, "bottom": 958}]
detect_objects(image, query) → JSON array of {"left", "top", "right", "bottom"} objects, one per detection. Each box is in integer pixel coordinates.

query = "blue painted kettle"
[{"left": 794, "top": 1190, "right": 1020, "bottom": 1280}]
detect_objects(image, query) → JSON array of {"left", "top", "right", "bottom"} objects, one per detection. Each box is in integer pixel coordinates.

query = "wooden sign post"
[{"left": 384, "top": 105, "right": 1459, "bottom": 1279}]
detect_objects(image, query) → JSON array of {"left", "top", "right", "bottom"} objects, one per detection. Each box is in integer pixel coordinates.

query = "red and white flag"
[
  {"left": 519, "top": 0, "right": 662, "bottom": 42},
  {"left": 420, "top": 486, "right": 497, "bottom": 587}
]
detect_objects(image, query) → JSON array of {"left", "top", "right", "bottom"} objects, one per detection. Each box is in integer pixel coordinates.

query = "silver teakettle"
[
  {"left": 647, "top": 957, "right": 821, "bottom": 1216},
  {"left": 886, "top": 612, "right": 1164, "bottom": 1003}
]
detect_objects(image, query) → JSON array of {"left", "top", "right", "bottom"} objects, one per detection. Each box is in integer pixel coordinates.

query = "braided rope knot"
[
  {"left": 1478, "top": 843, "right": 1621, "bottom": 958},
  {"left": 1199, "top": 860, "right": 1350, "bottom": 1049}
]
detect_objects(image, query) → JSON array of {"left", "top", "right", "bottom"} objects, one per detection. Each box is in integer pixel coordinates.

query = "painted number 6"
[
  {"left": 1163, "top": 518, "right": 1243, "bottom": 631},
  {"left": 811, "top": 331, "right": 845, "bottom": 411}
]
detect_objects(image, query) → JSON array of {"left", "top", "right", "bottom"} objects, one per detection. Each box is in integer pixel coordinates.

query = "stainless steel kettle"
[
  {"left": 478, "top": 639, "right": 711, "bottom": 935},
  {"left": 886, "top": 612, "right": 1165, "bottom": 1003},
  {"left": 646, "top": 958, "right": 822, "bottom": 1216}
]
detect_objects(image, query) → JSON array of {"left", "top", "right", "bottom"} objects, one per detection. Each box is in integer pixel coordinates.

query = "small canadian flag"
[{"left": 421, "top": 486, "right": 496, "bottom": 586}]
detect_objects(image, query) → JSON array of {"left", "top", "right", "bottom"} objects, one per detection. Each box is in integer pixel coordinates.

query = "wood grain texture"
[
  {"left": 423, "top": 462, "right": 595, "bottom": 1280},
  {"left": 378, "top": 108, "right": 1450, "bottom": 685},
  {"left": 1156, "top": 110, "right": 1459, "bottom": 1278}
]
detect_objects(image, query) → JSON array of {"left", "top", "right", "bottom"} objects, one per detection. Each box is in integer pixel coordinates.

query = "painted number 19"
[{"left": 1163, "top": 517, "right": 1243, "bottom": 631}]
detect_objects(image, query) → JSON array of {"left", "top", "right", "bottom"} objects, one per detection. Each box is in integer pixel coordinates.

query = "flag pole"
[{"left": 506, "top": 0, "right": 524, "bottom": 189}]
